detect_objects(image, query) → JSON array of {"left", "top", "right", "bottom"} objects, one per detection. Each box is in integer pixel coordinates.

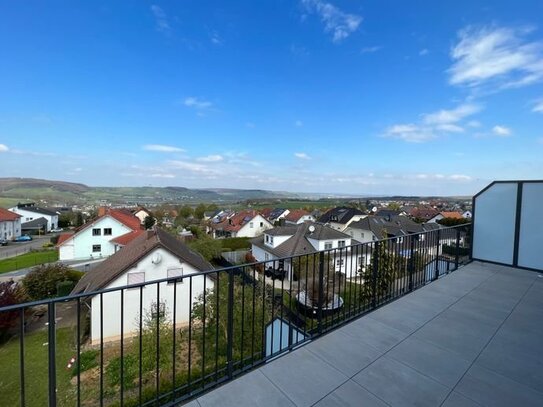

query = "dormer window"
[
  {"left": 324, "top": 242, "right": 332, "bottom": 250},
  {"left": 338, "top": 240, "right": 346, "bottom": 248}
]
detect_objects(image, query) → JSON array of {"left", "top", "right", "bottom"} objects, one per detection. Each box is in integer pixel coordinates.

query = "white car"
[{"left": 51, "top": 228, "right": 64, "bottom": 233}]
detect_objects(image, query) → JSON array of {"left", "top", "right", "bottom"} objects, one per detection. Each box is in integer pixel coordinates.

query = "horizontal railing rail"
[{"left": 0, "top": 224, "right": 471, "bottom": 407}]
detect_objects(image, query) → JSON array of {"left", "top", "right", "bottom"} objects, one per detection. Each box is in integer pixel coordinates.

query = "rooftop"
[{"left": 190, "top": 261, "right": 543, "bottom": 407}]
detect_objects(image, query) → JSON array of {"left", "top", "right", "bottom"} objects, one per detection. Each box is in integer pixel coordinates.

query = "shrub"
[
  {"left": 0, "top": 281, "right": 23, "bottom": 342},
  {"left": 22, "top": 263, "right": 83, "bottom": 301}
]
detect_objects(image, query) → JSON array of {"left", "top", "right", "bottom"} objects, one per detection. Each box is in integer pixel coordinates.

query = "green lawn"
[
  {"left": 0, "top": 327, "right": 77, "bottom": 407},
  {"left": 0, "top": 250, "right": 59, "bottom": 274}
]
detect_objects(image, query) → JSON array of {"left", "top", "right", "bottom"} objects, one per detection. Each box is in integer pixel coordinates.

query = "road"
[{"left": 0, "top": 235, "right": 56, "bottom": 259}]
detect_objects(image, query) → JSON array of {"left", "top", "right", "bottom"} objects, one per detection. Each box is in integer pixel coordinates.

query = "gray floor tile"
[
  {"left": 196, "top": 370, "right": 296, "bottom": 407},
  {"left": 260, "top": 347, "right": 348, "bottom": 406},
  {"left": 306, "top": 329, "right": 382, "bottom": 376},
  {"left": 387, "top": 336, "right": 471, "bottom": 387},
  {"left": 368, "top": 299, "right": 439, "bottom": 334},
  {"left": 353, "top": 356, "right": 450, "bottom": 407},
  {"left": 338, "top": 316, "right": 407, "bottom": 353},
  {"left": 313, "top": 380, "right": 389, "bottom": 407},
  {"left": 179, "top": 400, "right": 201, "bottom": 407},
  {"left": 455, "top": 364, "right": 543, "bottom": 407},
  {"left": 441, "top": 391, "right": 483, "bottom": 407}
]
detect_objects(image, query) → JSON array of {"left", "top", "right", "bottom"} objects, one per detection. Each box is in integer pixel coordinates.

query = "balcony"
[{"left": 0, "top": 180, "right": 541, "bottom": 407}]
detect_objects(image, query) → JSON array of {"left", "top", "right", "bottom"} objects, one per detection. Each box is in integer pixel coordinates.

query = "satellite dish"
[
  {"left": 151, "top": 252, "right": 162, "bottom": 265},
  {"left": 308, "top": 225, "right": 315, "bottom": 233}
]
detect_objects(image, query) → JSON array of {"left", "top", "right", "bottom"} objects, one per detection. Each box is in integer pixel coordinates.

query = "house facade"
[
  {"left": 57, "top": 209, "right": 142, "bottom": 261},
  {"left": 427, "top": 211, "right": 464, "bottom": 223},
  {"left": 251, "top": 223, "right": 367, "bottom": 280},
  {"left": 9, "top": 203, "right": 59, "bottom": 232},
  {"left": 284, "top": 209, "right": 316, "bottom": 225},
  {"left": 133, "top": 207, "right": 153, "bottom": 225},
  {"left": 72, "top": 228, "right": 214, "bottom": 344},
  {"left": 0, "top": 208, "right": 22, "bottom": 240}
]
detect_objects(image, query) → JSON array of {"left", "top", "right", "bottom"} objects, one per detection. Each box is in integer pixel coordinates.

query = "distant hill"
[{"left": 0, "top": 178, "right": 299, "bottom": 206}]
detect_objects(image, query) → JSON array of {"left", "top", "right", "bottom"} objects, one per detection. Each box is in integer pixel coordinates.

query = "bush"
[
  {"left": 22, "top": 264, "right": 83, "bottom": 301},
  {"left": 0, "top": 281, "right": 23, "bottom": 342},
  {"left": 50, "top": 235, "right": 59, "bottom": 245},
  {"left": 220, "top": 237, "right": 251, "bottom": 251},
  {"left": 188, "top": 237, "right": 222, "bottom": 261},
  {"left": 42, "top": 242, "right": 55, "bottom": 248}
]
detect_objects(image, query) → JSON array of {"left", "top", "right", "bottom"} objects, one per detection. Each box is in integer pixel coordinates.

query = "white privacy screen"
[{"left": 518, "top": 182, "right": 543, "bottom": 270}]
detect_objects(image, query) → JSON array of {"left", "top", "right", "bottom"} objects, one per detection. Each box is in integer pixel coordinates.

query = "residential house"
[
  {"left": 284, "top": 209, "right": 316, "bottom": 225},
  {"left": 267, "top": 208, "right": 290, "bottom": 223},
  {"left": 57, "top": 208, "right": 143, "bottom": 261},
  {"left": 71, "top": 227, "right": 214, "bottom": 344},
  {"left": 0, "top": 208, "right": 22, "bottom": 240},
  {"left": 251, "top": 223, "right": 364, "bottom": 279},
  {"left": 209, "top": 210, "right": 272, "bottom": 238},
  {"left": 409, "top": 206, "right": 439, "bottom": 221},
  {"left": 132, "top": 207, "right": 153, "bottom": 225},
  {"left": 9, "top": 202, "right": 59, "bottom": 232},
  {"left": 317, "top": 207, "right": 366, "bottom": 231},
  {"left": 462, "top": 210, "right": 473, "bottom": 219},
  {"left": 427, "top": 211, "right": 464, "bottom": 224}
]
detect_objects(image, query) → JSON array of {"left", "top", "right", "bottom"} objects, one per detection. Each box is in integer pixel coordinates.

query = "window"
[
  {"left": 269, "top": 236, "right": 274, "bottom": 245},
  {"left": 249, "top": 222, "right": 254, "bottom": 228},
  {"left": 265, "top": 235, "right": 269, "bottom": 243},
  {"left": 260, "top": 222, "right": 264, "bottom": 227},
  {"left": 372, "top": 236, "right": 376, "bottom": 241},
  {"left": 103, "top": 228, "right": 112, "bottom": 236},
  {"left": 92, "top": 244, "right": 101, "bottom": 253},
  {"left": 324, "top": 242, "right": 333, "bottom": 250},
  {"left": 167, "top": 267, "right": 184, "bottom": 283},
  {"left": 264, "top": 253, "right": 270, "bottom": 261},
  {"left": 338, "top": 240, "right": 346, "bottom": 248},
  {"left": 360, "top": 232, "right": 365, "bottom": 239},
  {"left": 127, "top": 272, "right": 145, "bottom": 285},
  {"left": 151, "top": 302, "right": 166, "bottom": 319},
  {"left": 92, "top": 228, "right": 101, "bottom": 236},
  {"left": 349, "top": 230, "right": 353, "bottom": 236},
  {"left": 336, "top": 259, "right": 344, "bottom": 267}
]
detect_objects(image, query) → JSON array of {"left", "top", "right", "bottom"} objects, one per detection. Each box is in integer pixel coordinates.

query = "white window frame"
[
  {"left": 167, "top": 267, "right": 184, "bottom": 283},
  {"left": 92, "top": 244, "right": 101, "bottom": 253},
  {"left": 92, "top": 228, "right": 101, "bottom": 236},
  {"left": 324, "top": 242, "right": 333, "bottom": 250},
  {"left": 127, "top": 272, "right": 145, "bottom": 286},
  {"left": 338, "top": 240, "right": 346, "bottom": 248}
]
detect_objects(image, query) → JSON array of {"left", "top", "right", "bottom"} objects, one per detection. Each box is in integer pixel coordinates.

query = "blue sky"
[{"left": 1, "top": 1, "right": 542, "bottom": 196}]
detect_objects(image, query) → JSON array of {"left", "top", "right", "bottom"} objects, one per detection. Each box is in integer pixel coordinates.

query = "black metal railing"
[{"left": 0, "top": 224, "right": 471, "bottom": 407}]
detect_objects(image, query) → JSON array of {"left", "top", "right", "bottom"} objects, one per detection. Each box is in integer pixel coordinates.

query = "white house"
[
  {"left": 209, "top": 210, "right": 273, "bottom": 239},
  {"left": 9, "top": 203, "right": 59, "bottom": 232},
  {"left": 72, "top": 227, "right": 214, "bottom": 344},
  {"left": 57, "top": 209, "right": 142, "bottom": 261},
  {"left": 317, "top": 207, "right": 366, "bottom": 231},
  {"left": 284, "top": 209, "right": 316, "bottom": 225},
  {"left": 427, "top": 211, "right": 464, "bottom": 224},
  {"left": 133, "top": 207, "right": 153, "bottom": 225},
  {"left": 251, "top": 223, "right": 367, "bottom": 280},
  {"left": 462, "top": 210, "right": 472, "bottom": 219},
  {"left": 0, "top": 208, "right": 22, "bottom": 240}
]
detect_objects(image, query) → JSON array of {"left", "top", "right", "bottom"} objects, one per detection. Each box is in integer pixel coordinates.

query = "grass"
[
  {"left": 0, "top": 327, "right": 77, "bottom": 407},
  {"left": 0, "top": 250, "right": 59, "bottom": 274}
]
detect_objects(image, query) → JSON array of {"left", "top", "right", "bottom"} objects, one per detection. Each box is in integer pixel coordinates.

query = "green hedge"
[
  {"left": 220, "top": 237, "right": 251, "bottom": 251},
  {"left": 442, "top": 244, "right": 470, "bottom": 256}
]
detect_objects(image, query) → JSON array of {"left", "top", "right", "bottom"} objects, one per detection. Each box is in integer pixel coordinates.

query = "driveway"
[{"left": 0, "top": 235, "right": 56, "bottom": 259}]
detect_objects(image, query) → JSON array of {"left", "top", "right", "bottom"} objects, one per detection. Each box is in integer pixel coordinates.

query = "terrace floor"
[{"left": 183, "top": 261, "right": 543, "bottom": 407}]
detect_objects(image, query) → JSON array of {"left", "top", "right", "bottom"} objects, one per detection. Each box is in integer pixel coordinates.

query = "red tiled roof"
[
  {"left": 410, "top": 207, "right": 439, "bottom": 219},
  {"left": 56, "top": 233, "right": 74, "bottom": 246},
  {"left": 260, "top": 208, "right": 273, "bottom": 218},
  {"left": 210, "top": 210, "right": 261, "bottom": 232},
  {"left": 110, "top": 230, "right": 145, "bottom": 246},
  {"left": 285, "top": 209, "right": 310, "bottom": 222},
  {"left": 0, "top": 207, "right": 21, "bottom": 221}
]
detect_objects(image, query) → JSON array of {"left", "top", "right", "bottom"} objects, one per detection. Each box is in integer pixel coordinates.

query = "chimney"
[{"left": 98, "top": 206, "right": 108, "bottom": 217}]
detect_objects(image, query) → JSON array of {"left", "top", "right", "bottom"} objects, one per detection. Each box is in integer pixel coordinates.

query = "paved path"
[
  {"left": 185, "top": 261, "right": 543, "bottom": 407},
  {"left": 0, "top": 235, "right": 55, "bottom": 259}
]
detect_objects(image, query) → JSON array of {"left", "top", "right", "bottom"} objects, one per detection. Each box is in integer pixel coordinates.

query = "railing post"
[
  {"left": 371, "top": 241, "right": 379, "bottom": 309},
  {"left": 226, "top": 268, "right": 235, "bottom": 378},
  {"left": 317, "top": 251, "right": 325, "bottom": 335},
  {"left": 433, "top": 229, "right": 440, "bottom": 280},
  {"left": 455, "top": 228, "right": 460, "bottom": 270},
  {"left": 408, "top": 236, "right": 415, "bottom": 291},
  {"left": 47, "top": 302, "right": 56, "bottom": 407}
]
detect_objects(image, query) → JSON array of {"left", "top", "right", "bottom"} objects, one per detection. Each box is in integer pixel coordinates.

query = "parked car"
[
  {"left": 51, "top": 227, "right": 64, "bottom": 233},
  {"left": 15, "top": 235, "right": 32, "bottom": 242},
  {"left": 0, "top": 238, "right": 8, "bottom": 246}
]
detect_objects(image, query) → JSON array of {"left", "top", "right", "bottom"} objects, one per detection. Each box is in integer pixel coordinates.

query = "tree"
[
  {"left": 387, "top": 202, "right": 401, "bottom": 211},
  {"left": 143, "top": 215, "right": 156, "bottom": 230},
  {"left": 178, "top": 205, "right": 193, "bottom": 219},
  {"left": 360, "top": 243, "right": 398, "bottom": 301},
  {"left": 22, "top": 264, "right": 84, "bottom": 301},
  {"left": 437, "top": 217, "right": 470, "bottom": 227},
  {"left": 75, "top": 212, "right": 84, "bottom": 227},
  {"left": 188, "top": 236, "right": 222, "bottom": 261},
  {"left": 194, "top": 203, "right": 207, "bottom": 220},
  {"left": 0, "top": 281, "right": 23, "bottom": 342}
]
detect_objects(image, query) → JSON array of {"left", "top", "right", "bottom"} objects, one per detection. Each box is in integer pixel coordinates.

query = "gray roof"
[
  {"left": 252, "top": 223, "right": 356, "bottom": 258},
  {"left": 317, "top": 206, "right": 365, "bottom": 225},
  {"left": 21, "top": 217, "right": 48, "bottom": 229},
  {"left": 17, "top": 205, "right": 57, "bottom": 216},
  {"left": 72, "top": 227, "right": 214, "bottom": 295}
]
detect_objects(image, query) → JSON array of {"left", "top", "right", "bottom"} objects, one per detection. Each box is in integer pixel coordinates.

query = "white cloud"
[
  {"left": 184, "top": 97, "right": 213, "bottom": 110},
  {"left": 197, "top": 154, "right": 224, "bottom": 162},
  {"left": 419, "top": 48, "right": 429, "bottom": 56},
  {"left": 382, "top": 124, "right": 435, "bottom": 143},
  {"left": 361, "top": 46, "right": 382, "bottom": 54},
  {"left": 422, "top": 103, "right": 481, "bottom": 125},
  {"left": 294, "top": 152, "right": 311, "bottom": 160},
  {"left": 168, "top": 160, "right": 215, "bottom": 174},
  {"left": 301, "top": 0, "right": 362, "bottom": 43},
  {"left": 492, "top": 125, "right": 512, "bottom": 137},
  {"left": 0, "top": 144, "right": 8, "bottom": 152},
  {"left": 449, "top": 25, "right": 543, "bottom": 89},
  {"left": 295, "top": 120, "right": 303, "bottom": 127},
  {"left": 150, "top": 5, "right": 171, "bottom": 33},
  {"left": 467, "top": 120, "right": 481, "bottom": 128},
  {"left": 143, "top": 144, "right": 185, "bottom": 153},
  {"left": 449, "top": 174, "right": 472, "bottom": 181},
  {"left": 150, "top": 173, "right": 175, "bottom": 179},
  {"left": 436, "top": 124, "right": 464, "bottom": 133},
  {"left": 533, "top": 100, "right": 543, "bottom": 113}
]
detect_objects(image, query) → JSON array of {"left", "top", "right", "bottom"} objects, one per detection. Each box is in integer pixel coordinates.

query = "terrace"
[{"left": 0, "top": 180, "right": 541, "bottom": 407}]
